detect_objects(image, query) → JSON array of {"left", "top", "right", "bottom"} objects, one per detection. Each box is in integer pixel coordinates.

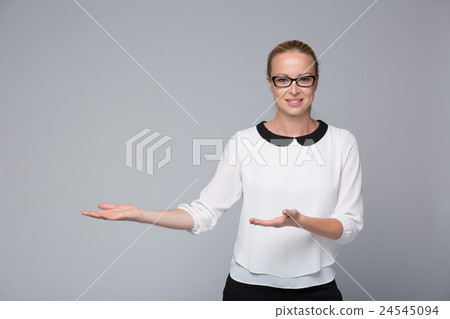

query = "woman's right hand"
[{"left": 82, "top": 203, "right": 143, "bottom": 222}]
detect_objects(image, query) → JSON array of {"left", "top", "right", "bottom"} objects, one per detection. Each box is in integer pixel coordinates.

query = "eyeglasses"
[{"left": 271, "top": 75, "right": 317, "bottom": 88}]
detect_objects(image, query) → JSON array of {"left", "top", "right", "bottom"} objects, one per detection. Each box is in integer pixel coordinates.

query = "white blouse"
[{"left": 177, "top": 120, "right": 363, "bottom": 284}]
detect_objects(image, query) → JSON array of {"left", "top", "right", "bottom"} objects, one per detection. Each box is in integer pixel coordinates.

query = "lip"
[{"left": 286, "top": 98, "right": 303, "bottom": 106}]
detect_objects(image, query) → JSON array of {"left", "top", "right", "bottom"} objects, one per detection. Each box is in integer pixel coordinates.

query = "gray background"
[{"left": 1, "top": 0, "right": 449, "bottom": 301}]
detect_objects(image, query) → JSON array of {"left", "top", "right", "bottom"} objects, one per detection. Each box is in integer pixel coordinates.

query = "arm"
[
  {"left": 82, "top": 203, "right": 194, "bottom": 231},
  {"left": 298, "top": 215, "right": 343, "bottom": 240},
  {"left": 177, "top": 132, "right": 243, "bottom": 234},
  {"left": 83, "top": 132, "right": 242, "bottom": 234},
  {"left": 137, "top": 208, "right": 194, "bottom": 230}
]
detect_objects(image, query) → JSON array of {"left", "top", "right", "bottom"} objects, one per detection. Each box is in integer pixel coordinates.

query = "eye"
[{"left": 277, "top": 77, "right": 288, "bottom": 82}]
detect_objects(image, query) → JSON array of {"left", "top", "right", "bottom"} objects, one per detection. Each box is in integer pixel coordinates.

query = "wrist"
[
  {"left": 135, "top": 207, "right": 145, "bottom": 223},
  {"left": 297, "top": 213, "right": 307, "bottom": 229}
]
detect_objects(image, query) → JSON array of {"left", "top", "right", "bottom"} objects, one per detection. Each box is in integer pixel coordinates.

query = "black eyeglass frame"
[{"left": 271, "top": 75, "right": 317, "bottom": 88}]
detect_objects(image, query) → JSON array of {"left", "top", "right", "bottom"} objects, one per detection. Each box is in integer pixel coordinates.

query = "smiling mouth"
[{"left": 286, "top": 98, "right": 303, "bottom": 105}]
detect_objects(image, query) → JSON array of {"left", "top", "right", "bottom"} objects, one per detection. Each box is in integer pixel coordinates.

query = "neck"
[{"left": 266, "top": 113, "right": 318, "bottom": 137}]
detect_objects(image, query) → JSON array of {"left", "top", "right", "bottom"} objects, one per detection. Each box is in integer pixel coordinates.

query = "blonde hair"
[{"left": 267, "top": 40, "right": 319, "bottom": 77}]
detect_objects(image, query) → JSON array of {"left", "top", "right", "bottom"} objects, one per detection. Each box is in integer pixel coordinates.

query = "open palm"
[
  {"left": 82, "top": 203, "right": 143, "bottom": 222},
  {"left": 249, "top": 209, "right": 301, "bottom": 228}
]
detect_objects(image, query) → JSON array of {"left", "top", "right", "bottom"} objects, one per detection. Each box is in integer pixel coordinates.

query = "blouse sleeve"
[
  {"left": 177, "top": 132, "right": 243, "bottom": 235},
  {"left": 330, "top": 131, "right": 364, "bottom": 245}
]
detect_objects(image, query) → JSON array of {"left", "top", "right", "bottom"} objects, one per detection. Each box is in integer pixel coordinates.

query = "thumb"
[
  {"left": 98, "top": 203, "right": 116, "bottom": 210},
  {"left": 283, "top": 209, "right": 295, "bottom": 216}
]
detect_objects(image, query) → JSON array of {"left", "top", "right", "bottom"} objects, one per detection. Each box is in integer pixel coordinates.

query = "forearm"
[
  {"left": 297, "top": 215, "right": 343, "bottom": 240},
  {"left": 136, "top": 208, "right": 194, "bottom": 231}
]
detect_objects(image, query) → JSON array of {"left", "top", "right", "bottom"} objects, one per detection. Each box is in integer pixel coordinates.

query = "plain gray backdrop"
[{"left": 1, "top": 0, "right": 449, "bottom": 301}]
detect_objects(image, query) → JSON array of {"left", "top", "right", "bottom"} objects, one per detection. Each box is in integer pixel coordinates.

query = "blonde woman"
[{"left": 83, "top": 40, "right": 363, "bottom": 301}]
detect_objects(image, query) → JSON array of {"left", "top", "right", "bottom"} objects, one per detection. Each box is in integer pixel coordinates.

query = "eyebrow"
[{"left": 275, "top": 73, "right": 314, "bottom": 77}]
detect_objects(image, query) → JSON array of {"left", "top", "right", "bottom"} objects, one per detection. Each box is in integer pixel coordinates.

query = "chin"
[{"left": 280, "top": 105, "right": 311, "bottom": 117}]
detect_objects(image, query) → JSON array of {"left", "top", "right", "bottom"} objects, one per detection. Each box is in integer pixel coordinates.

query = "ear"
[{"left": 267, "top": 76, "right": 274, "bottom": 93}]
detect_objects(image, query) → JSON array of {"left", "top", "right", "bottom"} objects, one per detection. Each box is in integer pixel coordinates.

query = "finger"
[
  {"left": 98, "top": 203, "right": 116, "bottom": 210},
  {"left": 249, "top": 218, "right": 275, "bottom": 227},
  {"left": 283, "top": 209, "right": 297, "bottom": 218},
  {"left": 82, "top": 210, "right": 100, "bottom": 218},
  {"left": 81, "top": 210, "right": 97, "bottom": 216},
  {"left": 282, "top": 210, "right": 294, "bottom": 219},
  {"left": 82, "top": 210, "right": 109, "bottom": 220}
]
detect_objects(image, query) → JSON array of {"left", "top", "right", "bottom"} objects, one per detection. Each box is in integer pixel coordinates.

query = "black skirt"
[{"left": 222, "top": 273, "right": 343, "bottom": 301}]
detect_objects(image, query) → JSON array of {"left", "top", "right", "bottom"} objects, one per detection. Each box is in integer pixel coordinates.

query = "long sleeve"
[
  {"left": 330, "top": 131, "right": 364, "bottom": 244},
  {"left": 177, "top": 132, "right": 243, "bottom": 235}
]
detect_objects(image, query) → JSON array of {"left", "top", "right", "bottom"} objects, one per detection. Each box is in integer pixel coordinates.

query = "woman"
[{"left": 82, "top": 40, "right": 363, "bottom": 301}]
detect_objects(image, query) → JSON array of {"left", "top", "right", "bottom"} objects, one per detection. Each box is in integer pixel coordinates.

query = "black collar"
[{"left": 256, "top": 120, "right": 328, "bottom": 147}]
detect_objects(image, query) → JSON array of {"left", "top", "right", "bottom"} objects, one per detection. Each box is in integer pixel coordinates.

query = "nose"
[{"left": 288, "top": 81, "right": 301, "bottom": 95}]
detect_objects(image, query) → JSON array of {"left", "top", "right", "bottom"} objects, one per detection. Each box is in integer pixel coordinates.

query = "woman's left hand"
[{"left": 249, "top": 209, "right": 302, "bottom": 228}]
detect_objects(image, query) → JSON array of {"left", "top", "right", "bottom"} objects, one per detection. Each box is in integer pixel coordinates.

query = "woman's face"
[{"left": 267, "top": 51, "right": 318, "bottom": 118}]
